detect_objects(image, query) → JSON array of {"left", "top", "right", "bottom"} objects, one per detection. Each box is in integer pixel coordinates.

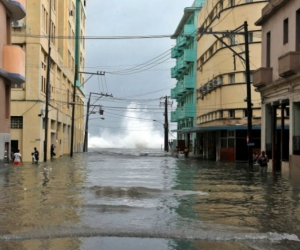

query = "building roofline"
[
  {"left": 171, "top": 7, "right": 202, "bottom": 39},
  {"left": 255, "top": 0, "right": 290, "bottom": 26}
]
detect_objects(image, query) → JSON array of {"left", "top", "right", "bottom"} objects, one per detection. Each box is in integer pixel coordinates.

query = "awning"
[{"left": 172, "top": 125, "right": 289, "bottom": 134}]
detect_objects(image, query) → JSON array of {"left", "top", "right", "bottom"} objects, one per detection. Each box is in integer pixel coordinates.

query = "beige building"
[
  {"left": 254, "top": 0, "right": 300, "bottom": 172},
  {"left": 0, "top": 0, "right": 26, "bottom": 164},
  {"left": 195, "top": 0, "right": 267, "bottom": 161},
  {"left": 11, "top": 0, "right": 86, "bottom": 162}
]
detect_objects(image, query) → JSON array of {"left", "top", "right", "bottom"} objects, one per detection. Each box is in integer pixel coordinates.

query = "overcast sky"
[{"left": 84, "top": 0, "right": 195, "bottom": 147}]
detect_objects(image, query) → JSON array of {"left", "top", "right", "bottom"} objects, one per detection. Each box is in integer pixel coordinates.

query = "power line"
[{"left": 12, "top": 34, "right": 172, "bottom": 40}]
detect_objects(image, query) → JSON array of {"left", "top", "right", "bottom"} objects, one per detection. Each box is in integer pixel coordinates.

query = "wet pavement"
[{"left": 0, "top": 148, "right": 300, "bottom": 249}]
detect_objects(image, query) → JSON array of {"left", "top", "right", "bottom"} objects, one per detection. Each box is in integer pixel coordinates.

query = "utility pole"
[
  {"left": 198, "top": 21, "right": 253, "bottom": 169},
  {"left": 44, "top": 0, "right": 52, "bottom": 162},
  {"left": 70, "top": 0, "right": 80, "bottom": 157},
  {"left": 164, "top": 96, "right": 169, "bottom": 152},
  {"left": 159, "top": 96, "right": 172, "bottom": 152},
  {"left": 244, "top": 21, "right": 253, "bottom": 170},
  {"left": 83, "top": 92, "right": 112, "bottom": 152}
]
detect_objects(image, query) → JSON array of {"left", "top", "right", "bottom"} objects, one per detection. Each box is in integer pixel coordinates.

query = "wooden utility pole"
[
  {"left": 83, "top": 92, "right": 112, "bottom": 152},
  {"left": 159, "top": 96, "right": 172, "bottom": 152},
  {"left": 244, "top": 21, "right": 253, "bottom": 170},
  {"left": 44, "top": 0, "right": 52, "bottom": 162},
  {"left": 164, "top": 96, "right": 169, "bottom": 152}
]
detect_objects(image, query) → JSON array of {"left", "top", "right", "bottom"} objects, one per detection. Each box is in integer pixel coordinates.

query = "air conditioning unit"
[
  {"left": 212, "top": 79, "right": 222, "bottom": 87},
  {"left": 12, "top": 20, "right": 25, "bottom": 28}
]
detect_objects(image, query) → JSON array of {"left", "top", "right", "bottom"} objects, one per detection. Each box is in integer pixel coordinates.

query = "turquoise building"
[{"left": 170, "top": 0, "right": 206, "bottom": 153}]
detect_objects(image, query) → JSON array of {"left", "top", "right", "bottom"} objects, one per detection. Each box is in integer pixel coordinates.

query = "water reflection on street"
[{"left": 0, "top": 148, "right": 300, "bottom": 250}]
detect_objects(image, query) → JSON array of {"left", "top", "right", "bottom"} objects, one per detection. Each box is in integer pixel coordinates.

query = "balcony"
[
  {"left": 171, "top": 66, "right": 178, "bottom": 78},
  {"left": 182, "top": 103, "right": 195, "bottom": 119},
  {"left": 177, "top": 81, "right": 184, "bottom": 96},
  {"left": 183, "top": 49, "right": 196, "bottom": 62},
  {"left": 3, "top": 45, "right": 25, "bottom": 84},
  {"left": 253, "top": 67, "right": 273, "bottom": 88},
  {"left": 171, "top": 47, "right": 181, "bottom": 58},
  {"left": 171, "top": 87, "right": 178, "bottom": 99},
  {"left": 278, "top": 51, "right": 300, "bottom": 77},
  {"left": 183, "top": 24, "right": 196, "bottom": 37},
  {"left": 177, "top": 58, "right": 188, "bottom": 71},
  {"left": 171, "top": 110, "right": 178, "bottom": 122},
  {"left": 177, "top": 108, "right": 184, "bottom": 120},
  {"left": 183, "top": 75, "right": 195, "bottom": 89},
  {"left": 177, "top": 37, "right": 187, "bottom": 48},
  {"left": 3, "top": 0, "right": 26, "bottom": 21}
]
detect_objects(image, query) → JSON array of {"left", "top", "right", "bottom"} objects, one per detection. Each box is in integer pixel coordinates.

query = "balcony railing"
[
  {"left": 3, "top": 45, "right": 25, "bottom": 84},
  {"left": 177, "top": 81, "right": 184, "bottom": 96},
  {"left": 171, "top": 87, "right": 178, "bottom": 99},
  {"left": 177, "top": 58, "right": 188, "bottom": 71},
  {"left": 171, "top": 110, "right": 178, "bottom": 122},
  {"left": 183, "top": 75, "right": 195, "bottom": 89},
  {"left": 171, "top": 66, "right": 178, "bottom": 78},
  {"left": 278, "top": 51, "right": 300, "bottom": 77},
  {"left": 171, "top": 47, "right": 181, "bottom": 58},
  {"left": 253, "top": 67, "right": 273, "bottom": 88},
  {"left": 183, "top": 24, "right": 196, "bottom": 37},
  {"left": 177, "top": 37, "right": 187, "bottom": 48},
  {"left": 183, "top": 49, "right": 196, "bottom": 62},
  {"left": 182, "top": 103, "right": 195, "bottom": 119}
]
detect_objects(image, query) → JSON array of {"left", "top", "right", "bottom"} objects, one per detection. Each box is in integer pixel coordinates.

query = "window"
[
  {"left": 245, "top": 0, "right": 253, "bottom": 3},
  {"left": 11, "top": 116, "right": 23, "bottom": 129},
  {"left": 243, "top": 109, "right": 248, "bottom": 117},
  {"left": 248, "top": 32, "right": 253, "bottom": 43},
  {"left": 285, "top": 107, "right": 290, "bottom": 117},
  {"left": 209, "top": 46, "right": 214, "bottom": 56},
  {"left": 229, "top": 0, "right": 235, "bottom": 7},
  {"left": 266, "top": 32, "right": 271, "bottom": 67},
  {"left": 5, "top": 85, "right": 9, "bottom": 119},
  {"left": 283, "top": 18, "right": 289, "bottom": 44},
  {"left": 221, "top": 130, "right": 235, "bottom": 148},
  {"left": 230, "top": 35, "right": 236, "bottom": 45},
  {"left": 220, "top": 1, "right": 223, "bottom": 10},
  {"left": 297, "top": 9, "right": 300, "bottom": 51},
  {"left": 11, "top": 83, "right": 23, "bottom": 88},
  {"left": 229, "top": 110, "right": 235, "bottom": 118},
  {"left": 229, "top": 73, "right": 235, "bottom": 84}
]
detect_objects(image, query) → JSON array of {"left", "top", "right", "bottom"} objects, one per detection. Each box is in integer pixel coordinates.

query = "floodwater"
[{"left": 0, "top": 148, "right": 300, "bottom": 250}]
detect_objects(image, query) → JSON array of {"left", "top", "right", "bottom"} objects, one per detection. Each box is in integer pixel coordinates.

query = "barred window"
[{"left": 11, "top": 116, "right": 23, "bottom": 129}]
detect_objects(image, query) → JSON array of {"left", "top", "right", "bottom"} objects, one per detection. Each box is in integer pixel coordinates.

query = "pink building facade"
[
  {"left": 253, "top": 0, "right": 300, "bottom": 172},
  {"left": 0, "top": 0, "right": 26, "bottom": 164}
]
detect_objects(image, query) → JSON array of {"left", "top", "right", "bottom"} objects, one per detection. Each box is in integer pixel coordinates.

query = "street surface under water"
[{"left": 0, "top": 148, "right": 300, "bottom": 250}]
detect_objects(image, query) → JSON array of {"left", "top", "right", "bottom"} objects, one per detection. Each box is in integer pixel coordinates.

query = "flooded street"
[{"left": 0, "top": 148, "right": 300, "bottom": 249}]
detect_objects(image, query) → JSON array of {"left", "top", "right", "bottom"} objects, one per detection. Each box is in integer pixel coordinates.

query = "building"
[
  {"left": 170, "top": 0, "right": 206, "bottom": 153},
  {"left": 195, "top": 0, "right": 267, "bottom": 161},
  {"left": 0, "top": 0, "right": 26, "bottom": 164},
  {"left": 11, "top": 0, "right": 86, "bottom": 162},
  {"left": 253, "top": 0, "right": 300, "bottom": 172}
]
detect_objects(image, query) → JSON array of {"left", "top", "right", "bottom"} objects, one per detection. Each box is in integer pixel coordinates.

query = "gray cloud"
[{"left": 84, "top": 0, "right": 194, "bottom": 141}]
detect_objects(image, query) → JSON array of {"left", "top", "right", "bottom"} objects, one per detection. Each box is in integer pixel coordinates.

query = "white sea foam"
[{"left": 89, "top": 102, "right": 174, "bottom": 148}]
